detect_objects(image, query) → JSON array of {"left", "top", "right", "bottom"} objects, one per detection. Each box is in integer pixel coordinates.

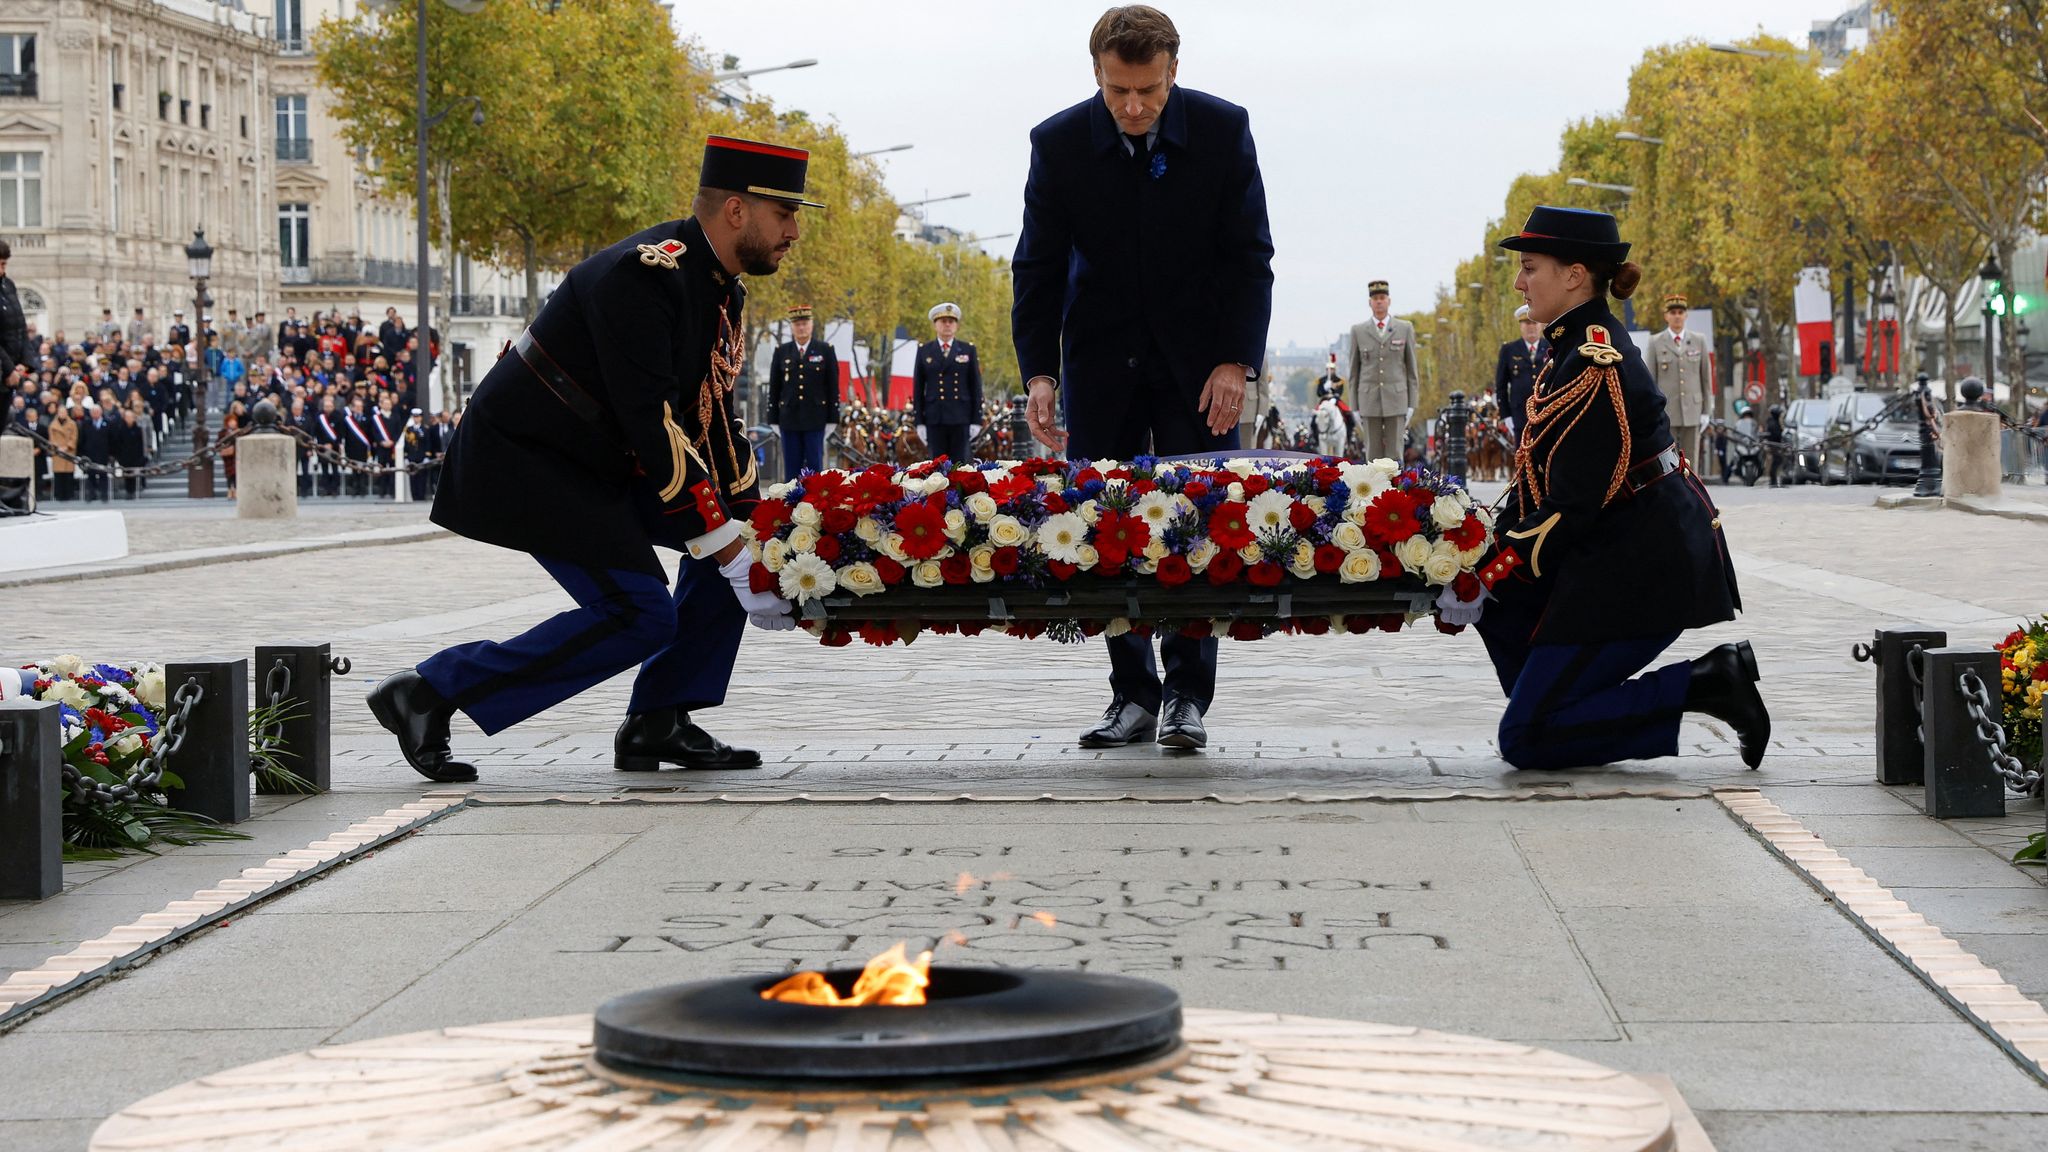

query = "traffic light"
[{"left": 1988, "top": 284, "right": 2032, "bottom": 316}]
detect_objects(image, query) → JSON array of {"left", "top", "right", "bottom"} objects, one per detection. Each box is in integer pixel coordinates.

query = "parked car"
[
  {"left": 1785, "top": 397, "right": 1830, "bottom": 483},
  {"left": 1821, "top": 391, "right": 1920, "bottom": 484}
]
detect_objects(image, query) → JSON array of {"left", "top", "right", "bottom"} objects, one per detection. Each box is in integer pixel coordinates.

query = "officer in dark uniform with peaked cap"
[
  {"left": 1493, "top": 303, "right": 1547, "bottom": 445},
  {"left": 367, "top": 135, "right": 822, "bottom": 782},
  {"left": 768, "top": 303, "right": 839, "bottom": 479},
  {"left": 1445, "top": 206, "right": 1769, "bottom": 773},
  {"left": 913, "top": 302, "right": 983, "bottom": 465}
]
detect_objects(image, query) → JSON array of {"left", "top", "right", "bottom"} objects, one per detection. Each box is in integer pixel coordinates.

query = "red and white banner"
[{"left": 1794, "top": 266, "right": 1833, "bottom": 377}]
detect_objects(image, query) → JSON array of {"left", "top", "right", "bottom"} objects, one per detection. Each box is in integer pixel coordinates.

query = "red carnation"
[
  {"left": 1314, "top": 544, "right": 1345, "bottom": 574},
  {"left": 1156, "top": 554, "right": 1193, "bottom": 587},
  {"left": 1094, "top": 545, "right": 1128, "bottom": 573},
  {"left": 992, "top": 546, "right": 1021, "bottom": 576},
  {"left": 1229, "top": 619, "right": 1266, "bottom": 642},
  {"left": 1288, "top": 501, "right": 1318, "bottom": 533},
  {"left": 850, "top": 470, "right": 899, "bottom": 513},
  {"left": 1209, "top": 501, "right": 1254, "bottom": 550},
  {"left": 1207, "top": 551, "right": 1245, "bottom": 585},
  {"left": 1446, "top": 514, "right": 1487, "bottom": 550},
  {"left": 749, "top": 563, "right": 777, "bottom": 594},
  {"left": 823, "top": 507, "right": 857, "bottom": 535},
  {"left": 2034, "top": 663, "right": 2048, "bottom": 682},
  {"left": 1047, "top": 560, "right": 1079, "bottom": 580},
  {"left": 989, "top": 473, "right": 1037, "bottom": 504},
  {"left": 875, "top": 556, "right": 907, "bottom": 585},
  {"left": 814, "top": 535, "right": 842, "bottom": 563},
  {"left": 1364, "top": 490, "right": 1424, "bottom": 545},
  {"left": 1247, "top": 561, "right": 1285, "bottom": 587},
  {"left": 894, "top": 501, "right": 950, "bottom": 560},
  {"left": 940, "top": 555, "right": 971, "bottom": 584},
  {"left": 750, "top": 499, "right": 793, "bottom": 540},
  {"left": 858, "top": 621, "right": 900, "bottom": 647},
  {"left": 1095, "top": 509, "right": 1151, "bottom": 556}
]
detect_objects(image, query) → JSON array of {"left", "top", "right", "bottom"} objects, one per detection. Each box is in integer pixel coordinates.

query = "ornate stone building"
[{"left": 0, "top": 0, "right": 277, "bottom": 340}]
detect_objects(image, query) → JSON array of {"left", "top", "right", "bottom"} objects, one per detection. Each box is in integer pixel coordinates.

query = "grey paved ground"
[{"left": 1, "top": 487, "right": 2044, "bottom": 1151}]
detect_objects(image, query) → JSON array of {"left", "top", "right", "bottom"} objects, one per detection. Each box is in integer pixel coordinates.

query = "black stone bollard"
[
  {"left": 253, "top": 644, "right": 334, "bottom": 793},
  {"left": 1867, "top": 628, "right": 1946, "bottom": 785},
  {"left": 1912, "top": 374, "right": 1942, "bottom": 498},
  {"left": 1919, "top": 646, "right": 2006, "bottom": 819},
  {"left": 164, "top": 659, "right": 250, "bottom": 825},
  {"left": 1009, "top": 394, "right": 1031, "bottom": 459},
  {"left": 0, "top": 700, "right": 63, "bottom": 901},
  {"left": 1443, "top": 391, "right": 1470, "bottom": 480}
]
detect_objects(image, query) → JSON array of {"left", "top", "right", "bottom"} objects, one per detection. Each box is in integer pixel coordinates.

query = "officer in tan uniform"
[
  {"left": 1649, "top": 293, "right": 1713, "bottom": 463},
  {"left": 1345, "top": 279, "right": 1419, "bottom": 461}
]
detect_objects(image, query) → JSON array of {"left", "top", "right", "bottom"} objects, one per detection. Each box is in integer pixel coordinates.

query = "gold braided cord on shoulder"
[{"left": 1511, "top": 359, "right": 1633, "bottom": 511}]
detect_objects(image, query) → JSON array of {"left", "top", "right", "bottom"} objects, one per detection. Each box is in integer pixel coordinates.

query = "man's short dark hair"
[
  {"left": 1089, "top": 6, "right": 1180, "bottom": 63},
  {"left": 0, "top": 240, "right": 11, "bottom": 260}
]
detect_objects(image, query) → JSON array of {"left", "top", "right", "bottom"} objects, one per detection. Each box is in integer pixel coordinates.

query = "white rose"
[
  {"left": 777, "top": 553, "right": 838, "bottom": 601},
  {"left": 879, "top": 533, "right": 910, "bottom": 563},
  {"left": 1343, "top": 498, "right": 1370, "bottom": 526},
  {"left": 1331, "top": 521, "right": 1367, "bottom": 552},
  {"left": 1224, "top": 458, "right": 1258, "bottom": 477},
  {"left": 943, "top": 509, "right": 969, "bottom": 541},
  {"left": 761, "top": 538, "right": 792, "bottom": 572},
  {"left": 1037, "top": 513, "right": 1087, "bottom": 563},
  {"left": 854, "top": 516, "right": 884, "bottom": 544},
  {"left": 1458, "top": 544, "right": 1486, "bottom": 566},
  {"left": 790, "top": 502, "right": 822, "bottom": 529},
  {"left": 1041, "top": 475, "right": 1065, "bottom": 493},
  {"left": 46, "top": 679, "right": 94, "bottom": 710},
  {"left": 1339, "top": 549, "right": 1383, "bottom": 583},
  {"left": 110, "top": 730, "right": 146, "bottom": 757},
  {"left": 911, "top": 560, "right": 946, "bottom": 588},
  {"left": 787, "top": 525, "right": 820, "bottom": 554},
  {"left": 1095, "top": 458, "right": 1123, "bottom": 472},
  {"left": 838, "top": 562, "right": 885, "bottom": 596},
  {"left": 987, "top": 515, "right": 1030, "bottom": 548},
  {"left": 1290, "top": 541, "right": 1318, "bottom": 580},
  {"left": 983, "top": 467, "right": 1011, "bottom": 487},
  {"left": 1226, "top": 482, "right": 1246, "bottom": 501},
  {"left": 135, "top": 668, "right": 166, "bottom": 710},
  {"left": 1395, "top": 534, "right": 1432, "bottom": 573},
  {"left": 1142, "top": 537, "right": 1169, "bottom": 562},
  {"left": 764, "top": 481, "right": 797, "bottom": 501},
  {"left": 1238, "top": 544, "right": 1263, "bottom": 565},
  {"left": 1077, "top": 500, "right": 1102, "bottom": 525},
  {"left": 1076, "top": 544, "right": 1100, "bottom": 570},
  {"left": 1303, "top": 495, "right": 1327, "bottom": 516},
  {"left": 922, "top": 474, "right": 951, "bottom": 496},
  {"left": 1187, "top": 538, "right": 1219, "bottom": 572},
  {"left": 51, "top": 654, "right": 85, "bottom": 677},
  {"left": 1132, "top": 555, "right": 1158, "bottom": 574},
  {"left": 1105, "top": 617, "right": 1132, "bottom": 638},
  {"left": 969, "top": 545, "right": 997, "bottom": 583},
  {"left": 965, "top": 492, "right": 998, "bottom": 522},
  {"left": 1422, "top": 541, "right": 1463, "bottom": 586},
  {"left": 1431, "top": 498, "right": 1466, "bottom": 531}
]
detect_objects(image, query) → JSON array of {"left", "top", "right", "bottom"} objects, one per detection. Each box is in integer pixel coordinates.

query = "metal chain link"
[
  {"left": 1708, "top": 390, "right": 1916, "bottom": 454},
  {"left": 277, "top": 423, "right": 446, "bottom": 476},
  {"left": 1955, "top": 668, "right": 2042, "bottom": 796},
  {"left": 254, "top": 657, "right": 292, "bottom": 762},
  {"left": 62, "top": 675, "right": 203, "bottom": 809},
  {"left": 3, "top": 422, "right": 254, "bottom": 479}
]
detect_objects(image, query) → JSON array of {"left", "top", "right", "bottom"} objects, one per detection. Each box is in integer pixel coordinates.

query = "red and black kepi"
[
  {"left": 701, "top": 135, "right": 826, "bottom": 209},
  {"left": 1498, "top": 205, "right": 1630, "bottom": 264}
]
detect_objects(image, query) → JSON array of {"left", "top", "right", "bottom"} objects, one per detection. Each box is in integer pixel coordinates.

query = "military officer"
[
  {"left": 1346, "top": 280, "right": 1418, "bottom": 461},
  {"left": 767, "top": 304, "right": 839, "bottom": 478},
  {"left": 367, "top": 134, "right": 818, "bottom": 782},
  {"left": 1650, "top": 293, "right": 1713, "bottom": 463},
  {"left": 1447, "top": 206, "right": 1768, "bottom": 773},
  {"left": 913, "top": 302, "right": 983, "bottom": 465},
  {"left": 1493, "top": 304, "right": 1548, "bottom": 444}
]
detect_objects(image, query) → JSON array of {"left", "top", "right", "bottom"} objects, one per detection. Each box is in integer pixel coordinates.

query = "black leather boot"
[
  {"left": 1686, "top": 641, "right": 1770, "bottom": 769},
  {"left": 614, "top": 709, "right": 764, "bottom": 772},
  {"left": 366, "top": 670, "right": 478, "bottom": 783}
]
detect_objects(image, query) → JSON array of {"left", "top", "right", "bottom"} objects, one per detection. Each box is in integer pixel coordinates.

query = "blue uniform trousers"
[
  {"left": 417, "top": 552, "right": 743, "bottom": 736},
  {"left": 925, "top": 423, "right": 972, "bottom": 468},
  {"left": 780, "top": 426, "right": 825, "bottom": 480},
  {"left": 1475, "top": 596, "right": 1690, "bottom": 771}
]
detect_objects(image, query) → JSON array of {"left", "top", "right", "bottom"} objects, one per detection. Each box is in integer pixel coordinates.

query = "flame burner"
[{"left": 594, "top": 967, "right": 1183, "bottom": 1086}]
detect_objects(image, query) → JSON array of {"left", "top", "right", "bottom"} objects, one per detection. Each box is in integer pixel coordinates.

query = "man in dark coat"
[
  {"left": 76, "top": 403, "right": 112, "bottom": 502},
  {"left": 1493, "top": 304, "right": 1547, "bottom": 444},
  {"left": 766, "top": 304, "right": 838, "bottom": 478},
  {"left": 1460, "top": 206, "right": 1767, "bottom": 773},
  {"left": 340, "top": 395, "right": 374, "bottom": 496},
  {"left": 912, "top": 302, "right": 983, "bottom": 465},
  {"left": 368, "top": 135, "right": 814, "bottom": 783},
  {"left": 0, "top": 241, "right": 28, "bottom": 380},
  {"left": 112, "top": 406, "right": 147, "bottom": 499},
  {"left": 310, "top": 394, "right": 342, "bottom": 496},
  {"left": 1011, "top": 4, "right": 1273, "bottom": 752}
]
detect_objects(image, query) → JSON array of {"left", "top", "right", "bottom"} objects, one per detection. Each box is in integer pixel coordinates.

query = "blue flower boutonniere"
[{"left": 1149, "top": 151, "right": 1168, "bottom": 180}]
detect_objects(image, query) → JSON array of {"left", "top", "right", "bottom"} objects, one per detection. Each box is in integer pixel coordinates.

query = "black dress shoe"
[
  {"left": 366, "top": 670, "right": 478, "bottom": 783},
  {"left": 1686, "top": 640, "right": 1770, "bottom": 769},
  {"left": 615, "top": 710, "right": 764, "bottom": 772},
  {"left": 1156, "top": 698, "right": 1208, "bottom": 751},
  {"left": 1078, "top": 696, "right": 1157, "bottom": 748}
]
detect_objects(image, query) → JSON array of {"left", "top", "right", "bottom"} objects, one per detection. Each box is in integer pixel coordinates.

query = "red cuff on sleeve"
[{"left": 1478, "top": 547, "right": 1523, "bottom": 590}]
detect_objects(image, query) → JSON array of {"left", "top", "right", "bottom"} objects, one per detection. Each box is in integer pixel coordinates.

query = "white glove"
[
  {"left": 1405, "top": 406, "right": 1415, "bottom": 423},
  {"left": 718, "top": 549, "right": 793, "bottom": 617},
  {"left": 749, "top": 612, "right": 797, "bottom": 632},
  {"left": 825, "top": 423, "right": 837, "bottom": 441},
  {"left": 970, "top": 424, "right": 983, "bottom": 439},
  {"left": 915, "top": 424, "right": 927, "bottom": 442},
  {"left": 1435, "top": 582, "right": 1486, "bottom": 627}
]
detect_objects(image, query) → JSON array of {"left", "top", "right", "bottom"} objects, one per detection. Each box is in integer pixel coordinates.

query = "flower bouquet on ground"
[
  {"left": 1997, "top": 619, "right": 2045, "bottom": 771},
  {"left": 747, "top": 454, "right": 1493, "bottom": 647},
  {"left": 15, "top": 656, "right": 248, "bottom": 859}
]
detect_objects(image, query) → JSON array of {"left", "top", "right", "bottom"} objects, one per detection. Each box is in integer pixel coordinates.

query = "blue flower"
[
  {"left": 1149, "top": 151, "right": 1168, "bottom": 180},
  {"left": 93, "top": 663, "right": 132, "bottom": 685}
]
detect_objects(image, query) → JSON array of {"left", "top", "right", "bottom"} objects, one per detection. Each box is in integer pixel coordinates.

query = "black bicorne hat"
[
  {"left": 701, "top": 135, "right": 826, "bottom": 209},
  {"left": 1498, "top": 206, "right": 1630, "bottom": 265}
]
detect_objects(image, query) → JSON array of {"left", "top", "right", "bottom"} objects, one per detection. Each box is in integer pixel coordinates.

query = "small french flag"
[{"left": 1794, "top": 267, "right": 1834, "bottom": 377}]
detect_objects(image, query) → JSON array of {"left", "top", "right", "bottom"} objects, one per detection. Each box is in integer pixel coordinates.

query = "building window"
[
  {"left": 279, "top": 202, "right": 310, "bottom": 274},
  {"left": 111, "top": 157, "right": 124, "bottom": 231},
  {"left": 0, "top": 152, "right": 42, "bottom": 228},
  {"left": 0, "top": 33, "right": 34, "bottom": 98},
  {"left": 274, "top": 94, "right": 309, "bottom": 162},
  {"left": 274, "top": 0, "right": 305, "bottom": 54}
]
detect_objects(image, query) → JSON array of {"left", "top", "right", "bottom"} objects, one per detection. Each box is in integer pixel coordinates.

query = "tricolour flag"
[{"left": 1794, "top": 267, "right": 1833, "bottom": 377}]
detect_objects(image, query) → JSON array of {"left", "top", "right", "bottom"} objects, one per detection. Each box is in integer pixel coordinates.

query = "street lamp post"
[
  {"left": 1614, "top": 131, "right": 1665, "bottom": 145},
  {"left": 853, "top": 143, "right": 914, "bottom": 158},
  {"left": 185, "top": 229, "right": 215, "bottom": 499},
  {"left": 1565, "top": 177, "right": 1636, "bottom": 196},
  {"left": 1980, "top": 253, "right": 2002, "bottom": 396},
  {"left": 710, "top": 58, "right": 817, "bottom": 83}
]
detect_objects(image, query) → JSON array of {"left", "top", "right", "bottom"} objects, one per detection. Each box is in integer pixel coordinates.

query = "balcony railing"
[
  {"left": 0, "top": 72, "right": 35, "bottom": 98},
  {"left": 451, "top": 294, "right": 504, "bottom": 316},
  {"left": 301, "top": 257, "right": 443, "bottom": 290},
  {"left": 280, "top": 264, "right": 312, "bottom": 284},
  {"left": 275, "top": 137, "right": 311, "bottom": 162},
  {"left": 277, "top": 35, "right": 307, "bottom": 55}
]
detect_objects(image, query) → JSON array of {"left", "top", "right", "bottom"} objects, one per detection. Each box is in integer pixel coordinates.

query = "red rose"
[
  {"left": 959, "top": 622, "right": 985, "bottom": 636},
  {"left": 875, "top": 557, "right": 907, "bottom": 585},
  {"left": 1342, "top": 615, "right": 1376, "bottom": 633},
  {"left": 1130, "top": 478, "right": 1156, "bottom": 495},
  {"left": 814, "top": 535, "right": 842, "bottom": 562},
  {"left": 1047, "top": 560, "right": 1079, "bottom": 580},
  {"left": 1314, "top": 465, "right": 1342, "bottom": 492},
  {"left": 750, "top": 499, "right": 793, "bottom": 540},
  {"left": 951, "top": 469, "right": 988, "bottom": 496},
  {"left": 1229, "top": 619, "right": 1265, "bottom": 642},
  {"left": 940, "top": 555, "right": 971, "bottom": 584},
  {"left": 1207, "top": 551, "right": 1245, "bottom": 585},
  {"left": 1243, "top": 473, "right": 1271, "bottom": 496},
  {"left": 1043, "top": 491, "right": 1069, "bottom": 514},
  {"left": 1073, "top": 467, "right": 1104, "bottom": 487},
  {"left": 1288, "top": 501, "right": 1318, "bottom": 533},
  {"left": 2034, "top": 663, "right": 2048, "bottom": 682},
  {"left": 1209, "top": 501, "right": 1254, "bottom": 550},
  {"left": 930, "top": 622, "right": 959, "bottom": 635},
  {"left": 822, "top": 507, "right": 857, "bottom": 535},
  {"left": 1453, "top": 572, "right": 1483, "bottom": 601},
  {"left": 1446, "top": 514, "right": 1487, "bottom": 550},
  {"left": 992, "top": 546, "right": 1021, "bottom": 576},
  {"left": 1094, "top": 545, "right": 1127, "bottom": 573},
  {"left": 1297, "top": 615, "right": 1331, "bottom": 635},
  {"left": 1314, "top": 544, "right": 1345, "bottom": 574},
  {"left": 1156, "top": 554, "right": 1193, "bottom": 587},
  {"left": 1183, "top": 480, "right": 1210, "bottom": 500},
  {"left": 1080, "top": 621, "right": 1105, "bottom": 637},
  {"left": 894, "top": 501, "right": 950, "bottom": 560},
  {"left": 1377, "top": 614, "right": 1404, "bottom": 633},
  {"left": 749, "top": 563, "right": 777, "bottom": 594},
  {"left": 1180, "top": 620, "right": 1213, "bottom": 639},
  {"left": 819, "top": 629, "right": 854, "bottom": 648},
  {"left": 1247, "top": 561, "right": 1285, "bottom": 587},
  {"left": 1435, "top": 619, "right": 1467, "bottom": 636}
]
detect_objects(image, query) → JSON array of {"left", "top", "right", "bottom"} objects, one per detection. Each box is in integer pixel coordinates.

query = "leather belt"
[
  {"left": 1625, "top": 445, "right": 1683, "bottom": 495},
  {"left": 512, "top": 330, "right": 604, "bottom": 426}
]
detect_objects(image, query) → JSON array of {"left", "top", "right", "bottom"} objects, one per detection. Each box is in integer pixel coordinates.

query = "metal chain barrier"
[
  {"left": 1709, "top": 390, "right": 1916, "bottom": 455},
  {"left": 64, "top": 675, "right": 202, "bottom": 809},
  {"left": 2, "top": 422, "right": 255, "bottom": 480},
  {"left": 1955, "top": 668, "right": 2042, "bottom": 796},
  {"left": 276, "top": 423, "right": 445, "bottom": 476},
  {"left": 254, "top": 656, "right": 292, "bottom": 762}
]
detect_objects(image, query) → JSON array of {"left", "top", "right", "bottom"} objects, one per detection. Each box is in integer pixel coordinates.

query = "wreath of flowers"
[
  {"left": 746, "top": 455, "right": 1493, "bottom": 647},
  {"left": 1997, "top": 619, "right": 2046, "bottom": 769}
]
